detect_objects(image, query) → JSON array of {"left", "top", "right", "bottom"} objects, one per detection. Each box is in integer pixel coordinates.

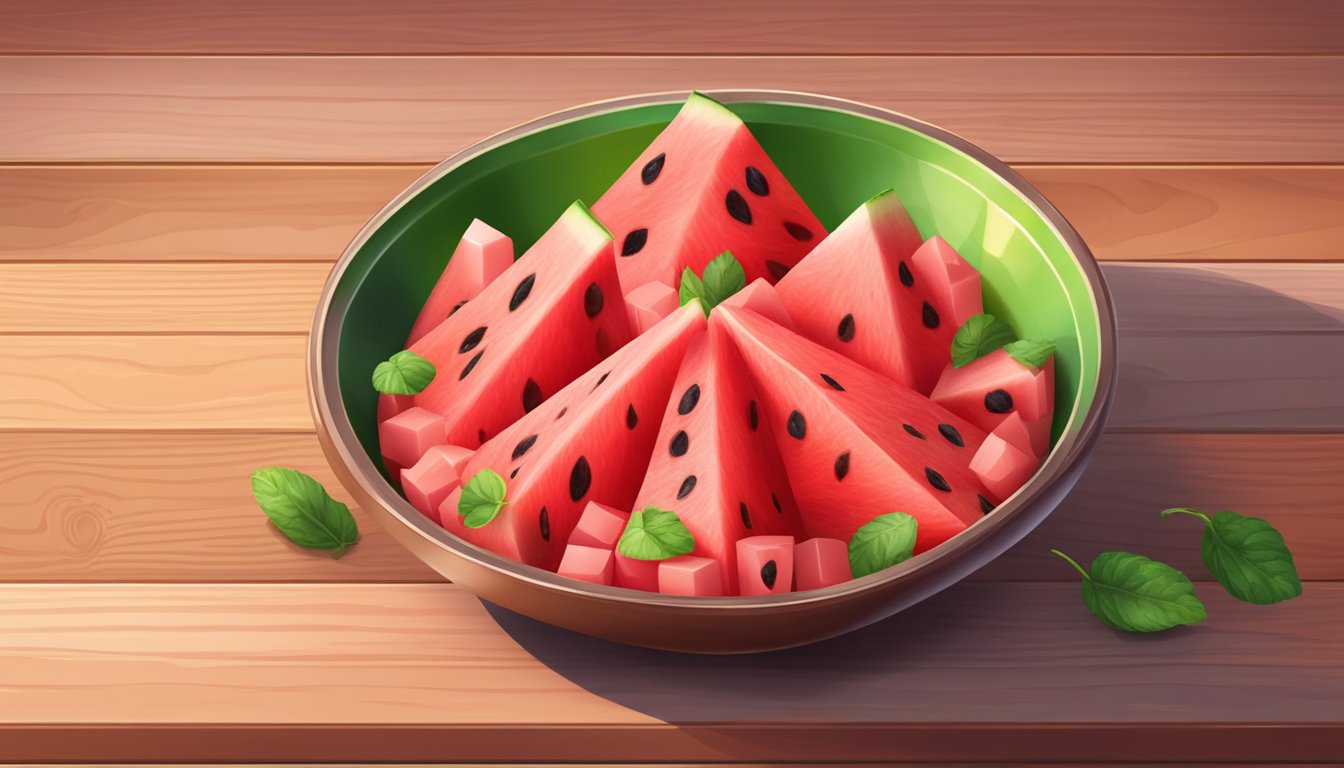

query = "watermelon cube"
[
  {"left": 400, "top": 445, "right": 473, "bottom": 522},
  {"left": 659, "top": 556, "right": 724, "bottom": 596},
  {"left": 570, "top": 501, "right": 629, "bottom": 549},
  {"left": 377, "top": 393, "right": 414, "bottom": 423},
  {"left": 794, "top": 537, "right": 851, "bottom": 591},
  {"left": 911, "top": 236, "right": 983, "bottom": 330},
  {"left": 558, "top": 545, "right": 614, "bottom": 586},
  {"left": 379, "top": 406, "right": 446, "bottom": 468},
  {"left": 931, "top": 348, "right": 1054, "bottom": 434},
  {"left": 737, "top": 535, "right": 795, "bottom": 596},
  {"left": 613, "top": 553, "right": 660, "bottom": 592},
  {"left": 719, "top": 278, "right": 795, "bottom": 330},
  {"left": 406, "top": 218, "right": 514, "bottom": 345},
  {"left": 970, "top": 429, "right": 1040, "bottom": 503},
  {"left": 995, "top": 411, "right": 1051, "bottom": 458},
  {"left": 625, "top": 281, "right": 679, "bottom": 335}
]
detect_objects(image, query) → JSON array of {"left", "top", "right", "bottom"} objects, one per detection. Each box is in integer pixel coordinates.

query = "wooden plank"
[
  {"left": 5, "top": 166, "right": 1342, "bottom": 264},
  {"left": 0, "top": 432, "right": 1336, "bottom": 583},
  {"left": 0, "top": 583, "right": 1339, "bottom": 763},
  {"left": 3, "top": 57, "right": 1342, "bottom": 163},
  {"left": 3, "top": 0, "right": 1341, "bottom": 55}
]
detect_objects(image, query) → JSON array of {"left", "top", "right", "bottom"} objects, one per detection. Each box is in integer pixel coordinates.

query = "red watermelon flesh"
[
  {"left": 629, "top": 326, "right": 806, "bottom": 594},
  {"left": 715, "top": 305, "right": 994, "bottom": 554},
  {"left": 408, "top": 202, "right": 634, "bottom": 450},
  {"left": 930, "top": 348, "right": 1055, "bottom": 436},
  {"left": 911, "top": 236, "right": 983, "bottom": 331},
  {"left": 406, "top": 218, "right": 514, "bottom": 346},
  {"left": 774, "top": 189, "right": 956, "bottom": 395},
  {"left": 592, "top": 92, "right": 826, "bottom": 296},
  {"left": 444, "top": 303, "right": 706, "bottom": 569}
]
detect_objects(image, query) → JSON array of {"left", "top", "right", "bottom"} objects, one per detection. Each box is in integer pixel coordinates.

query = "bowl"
[{"left": 309, "top": 90, "right": 1117, "bottom": 654}]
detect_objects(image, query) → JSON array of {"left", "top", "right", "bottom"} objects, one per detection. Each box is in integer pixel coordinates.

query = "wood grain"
[
  {"left": 3, "top": 57, "right": 1342, "bottom": 163},
  {"left": 4, "top": 0, "right": 1341, "bottom": 54},
  {"left": 0, "top": 432, "right": 1337, "bottom": 583}
]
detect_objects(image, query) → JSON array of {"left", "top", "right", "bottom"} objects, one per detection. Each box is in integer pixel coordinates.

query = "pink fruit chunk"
[
  {"left": 613, "top": 553, "right": 660, "bottom": 592},
  {"left": 379, "top": 406, "right": 446, "bottom": 468},
  {"left": 558, "top": 544, "right": 615, "bottom": 585},
  {"left": 737, "top": 535, "right": 796, "bottom": 596},
  {"left": 719, "top": 278, "right": 795, "bottom": 330},
  {"left": 406, "top": 219, "right": 514, "bottom": 345},
  {"left": 401, "top": 446, "right": 471, "bottom": 522},
  {"left": 911, "top": 236, "right": 983, "bottom": 330},
  {"left": 994, "top": 411, "right": 1051, "bottom": 458},
  {"left": 794, "top": 537, "right": 851, "bottom": 591},
  {"left": 930, "top": 348, "right": 1054, "bottom": 434},
  {"left": 625, "top": 281, "right": 679, "bottom": 335},
  {"left": 377, "top": 393, "right": 414, "bottom": 423},
  {"left": 569, "top": 501, "right": 630, "bottom": 549},
  {"left": 659, "top": 555, "right": 725, "bottom": 596},
  {"left": 970, "top": 430, "right": 1039, "bottom": 503}
]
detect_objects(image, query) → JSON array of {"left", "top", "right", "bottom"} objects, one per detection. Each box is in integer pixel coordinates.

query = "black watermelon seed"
[
  {"left": 787, "top": 409, "right": 807, "bottom": 439},
  {"left": 669, "top": 430, "right": 689, "bottom": 457},
  {"left": 625, "top": 403, "right": 638, "bottom": 429},
  {"left": 641, "top": 152, "right": 665, "bottom": 184},
  {"left": 771, "top": 491, "right": 782, "bottom": 514},
  {"left": 678, "top": 384, "right": 701, "bottom": 415},
  {"left": 985, "top": 389, "right": 1014, "bottom": 413},
  {"left": 569, "top": 456, "right": 592, "bottom": 502},
  {"left": 740, "top": 501, "right": 752, "bottom": 529},
  {"left": 621, "top": 228, "right": 648, "bottom": 257},
  {"left": 925, "top": 467, "right": 951, "bottom": 493},
  {"left": 938, "top": 423, "right": 965, "bottom": 447},
  {"left": 448, "top": 299, "right": 467, "bottom": 317},
  {"left": 557, "top": 406, "right": 568, "bottom": 420},
  {"left": 522, "top": 378, "right": 543, "bottom": 413},
  {"left": 898, "top": 260, "right": 914, "bottom": 287},
  {"left": 922, "top": 300, "right": 940, "bottom": 329},
  {"left": 903, "top": 423, "right": 926, "bottom": 439},
  {"left": 510, "top": 467, "right": 519, "bottom": 479},
  {"left": 511, "top": 434, "right": 537, "bottom": 461},
  {"left": 765, "top": 259, "right": 791, "bottom": 280},
  {"left": 745, "top": 166, "right": 769, "bottom": 196},
  {"left": 459, "top": 350, "right": 483, "bottom": 380},
  {"left": 748, "top": 399, "right": 759, "bottom": 430},
  {"left": 594, "top": 371, "right": 609, "bottom": 389},
  {"left": 837, "top": 313, "right": 855, "bottom": 342},
  {"left": 978, "top": 494, "right": 995, "bottom": 515},
  {"left": 783, "top": 221, "right": 814, "bottom": 242},
  {"left": 820, "top": 373, "right": 844, "bottom": 391},
  {"left": 509, "top": 274, "right": 535, "bottom": 311},
  {"left": 459, "top": 325, "right": 487, "bottom": 354},
  {"left": 539, "top": 507, "right": 550, "bottom": 542},
  {"left": 760, "top": 560, "right": 778, "bottom": 589},
  {"left": 725, "top": 189, "right": 753, "bottom": 224},
  {"left": 583, "top": 282, "right": 605, "bottom": 317},
  {"left": 677, "top": 475, "right": 697, "bottom": 499},
  {"left": 834, "top": 451, "right": 851, "bottom": 481}
]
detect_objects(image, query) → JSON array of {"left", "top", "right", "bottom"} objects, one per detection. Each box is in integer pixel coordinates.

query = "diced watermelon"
[
  {"left": 910, "top": 236, "right": 982, "bottom": 331},
  {"left": 569, "top": 501, "right": 629, "bottom": 549},
  {"left": 401, "top": 444, "right": 472, "bottom": 521},
  {"left": 628, "top": 327, "right": 805, "bottom": 593},
  {"left": 406, "top": 218, "right": 515, "bottom": 345},
  {"left": 443, "top": 303, "right": 706, "bottom": 569},
  {"left": 558, "top": 544, "right": 615, "bottom": 585},
  {"left": 624, "top": 281, "right": 679, "bottom": 334},
  {"left": 737, "top": 535, "right": 796, "bottom": 596},
  {"left": 593, "top": 92, "right": 826, "bottom": 295},
  {"left": 659, "top": 555, "right": 724, "bottom": 596},
  {"left": 613, "top": 552, "right": 660, "bottom": 592},
  {"left": 970, "top": 427, "right": 1040, "bottom": 504},
  {"left": 930, "top": 348, "right": 1055, "bottom": 435},
  {"left": 719, "top": 278, "right": 794, "bottom": 330},
  {"left": 379, "top": 406, "right": 446, "bottom": 468},
  {"left": 995, "top": 411, "right": 1051, "bottom": 458},
  {"left": 794, "top": 537, "right": 851, "bottom": 591},
  {"left": 408, "top": 202, "right": 634, "bottom": 449},
  {"left": 716, "top": 305, "right": 995, "bottom": 554},
  {"left": 774, "top": 190, "right": 956, "bottom": 394},
  {"left": 377, "top": 393, "right": 414, "bottom": 424}
]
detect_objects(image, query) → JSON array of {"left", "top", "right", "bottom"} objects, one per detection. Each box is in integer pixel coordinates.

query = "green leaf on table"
[
  {"left": 458, "top": 469, "right": 508, "bottom": 529},
  {"left": 251, "top": 467, "right": 360, "bottom": 555},
  {"left": 1003, "top": 339, "right": 1056, "bottom": 369},
  {"left": 372, "top": 349, "right": 436, "bottom": 395},
  {"left": 848, "top": 512, "right": 918, "bottom": 578},
  {"left": 951, "top": 313, "right": 1018, "bottom": 367},
  {"left": 1052, "top": 549, "right": 1207, "bottom": 632},
  {"left": 1161, "top": 507, "right": 1302, "bottom": 604},
  {"left": 617, "top": 506, "right": 695, "bottom": 560}
]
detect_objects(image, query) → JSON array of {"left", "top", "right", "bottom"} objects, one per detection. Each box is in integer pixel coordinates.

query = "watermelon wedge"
[
  {"left": 406, "top": 218, "right": 514, "bottom": 345},
  {"left": 444, "top": 303, "right": 706, "bottom": 570},
  {"left": 407, "top": 202, "right": 634, "bottom": 451},
  {"left": 774, "top": 189, "right": 955, "bottom": 394},
  {"left": 628, "top": 326, "right": 805, "bottom": 593},
  {"left": 593, "top": 92, "right": 826, "bottom": 295},
  {"left": 715, "top": 305, "right": 994, "bottom": 554}
]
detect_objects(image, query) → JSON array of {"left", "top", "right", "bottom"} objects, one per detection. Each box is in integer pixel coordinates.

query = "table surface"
[{"left": 2, "top": 2, "right": 1343, "bottom": 764}]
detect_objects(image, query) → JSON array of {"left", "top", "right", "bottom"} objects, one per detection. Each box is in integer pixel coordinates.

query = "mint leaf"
[
  {"left": 701, "top": 251, "right": 746, "bottom": 306},
  {"left": 1052, "top": 549, "right": 1207, "bottom": 632},
  {"left": 951, "top": 313, "right": 1017, "bottom": 367},
  {"left": 617, "top": 506, "right": 695, "bottom": 560},
  {"left": 848, "top": 512, "right": 918, "bottom": 578},
  {"left": 251, "top": 467, "right": 360, "bottom": 555},
  {"left": 679, "top": 267, "right": 707, "bottom": 315},
  {"left": 458, "top": 469, "right": 508, "bottom": 529},
  {"left": 372, "top": 350, "right": 436, "bottom": 395},
  {"left": 1162, "top": 507, "right": 1302, "bottom": 604},
  {"left": 1003, "top": 339, "right": 1055, "bottom": 369}
]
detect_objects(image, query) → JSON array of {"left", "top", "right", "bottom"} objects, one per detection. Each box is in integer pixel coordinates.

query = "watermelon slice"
[
  {"left": 930, "top": 348, "right": 1055, "bottom": 436},
  {"left": 593, "top": 92, "right": 826, "bottom": 295},
  {"left": 407, "top": 202, "right": 634, "bottom": 451},
  {"left": 715, "top": 305, "right": 994, "bottom": 554},
  {"left": 628, "top": 327, "right": 805, "bottom": 593},
  {"left": 444, "top": 303, "right": 706, "bottom": 569},
  {"left": 406, "top": 218, "right": 514, "bottom": 346},
  {"left": 774, "top": 189, "right": 956, "bottom": 394}
]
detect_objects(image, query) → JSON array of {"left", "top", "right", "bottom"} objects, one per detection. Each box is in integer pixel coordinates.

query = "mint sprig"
[
  {"left": 1161, "top": 508, "right": 1302, "bottom": 604},
  {"left": 458, "top": 469, "right": 508, "bottom": 529},
  {"left": 373, "top": 350, "right": 436, "bottom": 395},
  {"left": 679, "top": 251, "right": 746, "bottom": 316},
  {"left": 951, "top": 313, "right": 1017, "bottom": 367},
  {"left": 1003, "top": 339, "right": 1055, "bottom": 369},
  {"left": 1052, "top": 549, "right": 1207, "bottom": 633},
  {"left": 251, "top": 467, "right": 360, "bottom": 556},
  {"left": 848, "top": 512, "right": 918, "bottom": 578},
  {"left": 617, "top": 506, "right": 695, "bottom": 560}
]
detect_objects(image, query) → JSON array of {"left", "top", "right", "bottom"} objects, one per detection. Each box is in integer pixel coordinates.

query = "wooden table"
[{"left": 2, "top": 2, "right": 1342, "bottom": 764}]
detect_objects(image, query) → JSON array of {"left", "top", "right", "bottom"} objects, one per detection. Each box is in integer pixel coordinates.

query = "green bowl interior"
[{"left": 332, "top": 99, "right": 1102, "bottom": 475}]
